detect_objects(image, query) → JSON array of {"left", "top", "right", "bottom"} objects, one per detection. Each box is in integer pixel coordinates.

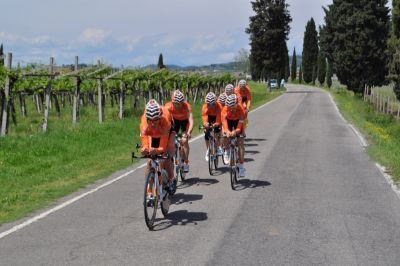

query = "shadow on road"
[
  {"left": 234, "top": 179, "right": 271, "bottom": 191},
  {"left": 177, "top": 177, "right": 219, "bottom": 189},
  {"left": 244, "top": 158, "right": 255, "bottom": 163},
  {"left": 173, "top": 193, "right": 203, "bottom": 205},
  {"left": 244, "top": 143, "right": 258, "bottom": 147},
  {"left": 245, "top": 138, "right": 266, "bottom": 142},
  {"left": 244, "top": 150, "right": 260, "bottom": 155},
  {"left": 152, "top": 210, "right": 208, "bottom": 231}
]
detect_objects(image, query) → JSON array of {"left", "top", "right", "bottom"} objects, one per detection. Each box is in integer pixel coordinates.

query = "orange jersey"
[
  {"left": 221, "top": 104, "right": 246, "bottom": 133},
  {"left": 165, "top": 101, "right": 192, "bottom": 121},
  {"left": 234, "top": 86, "right": 252, "bottom": 109},
  {"left": 201, "top": 103, "right": 221, "bottom": 125},
  {"left": 139, "top": 109, "right": 171, "bottom": 154}
]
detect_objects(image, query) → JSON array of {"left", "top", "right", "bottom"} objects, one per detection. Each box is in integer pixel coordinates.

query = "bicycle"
[
  {"left": 174, "top": 133, "right": 186, "bottom": 182},
  {"left": 200, "top": 124, "right": 220, "bottom": 175},
  {"left": 226, "top": 135, "right": 243, "bottom": 190},
  {"left": 132, "top": 151, "right": 173, "bottom": 230}
]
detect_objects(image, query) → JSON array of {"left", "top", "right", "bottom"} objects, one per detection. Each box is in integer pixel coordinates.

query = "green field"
[{"left": 0, "top": 81, "right": 283, "bottom": 225}]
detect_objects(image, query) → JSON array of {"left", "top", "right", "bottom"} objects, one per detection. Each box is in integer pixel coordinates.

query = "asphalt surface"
[{"left": 1, "top": 84, "right": 400, "bottom": 265}]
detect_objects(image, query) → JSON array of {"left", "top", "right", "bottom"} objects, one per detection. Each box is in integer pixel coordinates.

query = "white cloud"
[
  {"left": 79, "top": 28, "right": 111, "bottom": 45},
  {"left": 217, "top": 52, "right": 235, "bottom": 62},
  {"left": 190, "top": 34, "right": 234, "bottom": 53}
]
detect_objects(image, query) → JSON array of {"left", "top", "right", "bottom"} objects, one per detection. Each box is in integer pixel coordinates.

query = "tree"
[
  {"left": 246, "top": 0, "right": 292, "bottom": 81},
  {"left": 317, "top": 52, "right": 326, "bottom": 85},
  {"left": 234, "top": 48, "right": 250, "bottom": 74},
  {"left": 285, "top": 48, "right": 290, "bottom": 81},
  {"left": 0, "top": 44, "right": 4, "bottom": 66},
  {"left": 157, "top": 53, "right": 165, "bottom": 69},
  {"left": 302, "top": 18, "right": 319, "bottom": 83},
  {"left": 291, "top": 48, "right": 297, "bottom": 81},
  {"left": 320, "top": 0, "right": 390, "bottom": 93},
  {"left": 299, "top": 66, "right": 303, "bottom": 83},
  {"left": 388, "top": 0, "right": 400, "bottom": 100},
  {"left": 326, "top": 61, "right": 333, "bottom": 88}
]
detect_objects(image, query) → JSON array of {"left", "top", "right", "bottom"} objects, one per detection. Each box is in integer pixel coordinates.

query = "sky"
[{"left": 0, "top": 0, "right": 391, "bottom": 67}]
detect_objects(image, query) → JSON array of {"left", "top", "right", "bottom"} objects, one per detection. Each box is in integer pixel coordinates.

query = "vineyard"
[{"left": 0, "top": 53, "right": 237, "bottom": 136}]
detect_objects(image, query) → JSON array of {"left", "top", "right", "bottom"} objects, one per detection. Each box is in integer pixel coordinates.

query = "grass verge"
[{"left": 0, "top": 81, "right": 283, "bottom": 226}]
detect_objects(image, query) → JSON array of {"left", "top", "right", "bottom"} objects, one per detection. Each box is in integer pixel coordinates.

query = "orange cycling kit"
[
  {"left": 165, "top": 101, "right": 192, "bottom": 133},
  {"left": 221, "top": 104, "right": 246, "bottom": 135},
  {"left": 202, "top": 103, "right": 222, "bottom": 141},
  {"left": 140, "top": 107, "right": 174, "bottom": 155},
  {"left": 234, "top": 86, "right": 252, "bottom": 111}
]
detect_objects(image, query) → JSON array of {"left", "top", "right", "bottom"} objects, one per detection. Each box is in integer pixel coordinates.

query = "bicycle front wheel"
[{"left": 144, "top": 172, "right": 158, "bottom": 230}]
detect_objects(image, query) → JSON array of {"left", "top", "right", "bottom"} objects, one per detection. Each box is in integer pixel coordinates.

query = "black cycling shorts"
[
  {"left": 227, "top": 119, "right": 239, "bottom": 132},
  {"left": 204, "top": 126, "right": 221, "bottom": 141},
  {"left": 173, "top": 119, "right": 189, "bottom": 134},
  {"left": 151, "top": 137, "right": 160, "bottom": 148}
]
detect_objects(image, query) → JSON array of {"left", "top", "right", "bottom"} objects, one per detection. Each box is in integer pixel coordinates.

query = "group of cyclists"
[{"left": 139, "top": 79, "right": 252, "bottom": 191}]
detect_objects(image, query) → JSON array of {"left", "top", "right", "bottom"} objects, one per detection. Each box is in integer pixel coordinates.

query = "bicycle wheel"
[
  {"left": 230, "top": 148, "right": 237, "bottom": 190},
  {"left": 144, "top": 172, "right": 158, "bottom": 230},
  {"left": 161, "top": 193, "right": 171, "bottom": 217},
  {"left": 222, "top": 148, "right": 229, "bottom": 165},
  {"left": 180, "top": 166, "right": 186, "bottom": 181}
]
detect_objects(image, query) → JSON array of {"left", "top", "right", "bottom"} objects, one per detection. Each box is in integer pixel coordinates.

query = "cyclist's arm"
[
  {"left": 247, "top": 87, "right": 252, "bottom": 110},
  {"left": 221, "top": 108, "right": 229, "bottom": 134},
  {"left": 155, "top": 134, "right": 169, "bottom": 154},
  {"left": 215, "top": 107, "right": 222, "bottom": 126},
  {"left": 201, "top": 104, "right": 208, "bottom": 127},
  {"left": 187, "top": 112, "right": 194, "bottom": 135}
]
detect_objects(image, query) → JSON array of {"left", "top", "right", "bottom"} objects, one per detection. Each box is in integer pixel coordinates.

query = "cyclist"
[
  {"left": 235, "top": 79, "right": 252, "bottom": 113},
  {"left": 218, "top": 92, "right": 227, "bottom": 107},
  {"left": 165, "top": 90, "right": 194, "bottom": 173},
  {"left": 140, "top": 99, "right": 175, "bottom": 187},
  {"left": 202, "top": 92, "right": 223, "bottom": 161},
  {"left": 225, "top": 84, "right": 235, "bottom": 97},
  {"left": 221, "top": 94, "right": 246, "bottom": 177}
]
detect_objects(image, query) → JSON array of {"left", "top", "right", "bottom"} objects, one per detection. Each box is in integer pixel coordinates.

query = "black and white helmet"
[
  {"left": 226, "top": 94, "right": 238, "bottom": 107},
  {"left": 239, "top": 79, "right": 246, "bottom": 87},
  {"left": 205, "top": 92, "right": 216, "bottom": 104},
  {"left": 225, "top": 84, "right": 234, "bottom": 95},
  {"left": 218, "top": 93, "right": 227, "bottom": 105},
  {"left": 172, "top": 90, "right": 185, "bottom": 103},
  {"left": 145, "top": 99, "right": 161, "bottom": 120}
]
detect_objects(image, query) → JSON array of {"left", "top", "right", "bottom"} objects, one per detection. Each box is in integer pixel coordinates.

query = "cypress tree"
[
  {"left": 302, "top": 18, "right": 319, "bottom": 83},
  {"left": 0, "top": 44, "right": 4, "bottom": 66},
  {"left": 285, "top": 49, "right": 290, "bottom": 81},
  {"left": 299, "top": 66, "right": 303, "bottom": 83},
  {"left": 326, "top": 61, "right": 333, "bottom": 88},
  {"left": 291, "top": 48, "right": 297, "bottom": 81},
  {"left": 246, "top": 0, "right": 292, "bottom": 81},
  {"left": 157, "top": 53, "right": 165, "bottom": 69},
  {"left": 320, "top": 0, "right": 390, "bottom": 93},
  {"left": 317, "top": 52, "right": 326, "bottom": 85},
  {"left": 312, "top": 65, "right": 317, "bottom": 85},
  {"left": 388, "top": 0, "right": 400, "bottom": 100}
]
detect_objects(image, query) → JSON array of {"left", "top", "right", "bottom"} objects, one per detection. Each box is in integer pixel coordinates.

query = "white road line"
[
  {"left": 327, "top": 91, "right": 400, "bottom": 201},
  {"left": 328, "top": 93, "right": 368, "bottom": 148},
  {"left": 0, "top": 92, "right": 286, "bottom": 240},
  {"left": 375, "top": 163, "right": 400, "bottom": 200}
]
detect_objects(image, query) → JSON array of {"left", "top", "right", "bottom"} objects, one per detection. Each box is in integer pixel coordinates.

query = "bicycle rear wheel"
[
  {"left": 144, "top": 172, "right": 158, "bottom": 230},
  {"left": 230, "top": 148, "right": 237, "bottom": 190}
]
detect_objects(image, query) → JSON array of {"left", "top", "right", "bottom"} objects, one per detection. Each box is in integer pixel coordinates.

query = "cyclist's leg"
[
  {"left": 181, "top": 120, "right": 190, "bottom": 163},
  {"left": 161, "top": 158, "right": 174, "bottom": 182},
  {"left": 237, "top": 136, "right": 245, "bottom": 164}
]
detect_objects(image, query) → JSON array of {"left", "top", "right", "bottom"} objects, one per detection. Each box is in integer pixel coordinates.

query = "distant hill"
[
  {"left": 144, "top": 62, "right": 240, "bottom": 72},
  {"left": 144, "top": 55, "right": 302, "bottom": 72}
]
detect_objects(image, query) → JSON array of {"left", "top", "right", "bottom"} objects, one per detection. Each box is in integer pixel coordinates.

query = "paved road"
[{"left": 1, "top": 84, "right": 400, "bottom": 265}]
